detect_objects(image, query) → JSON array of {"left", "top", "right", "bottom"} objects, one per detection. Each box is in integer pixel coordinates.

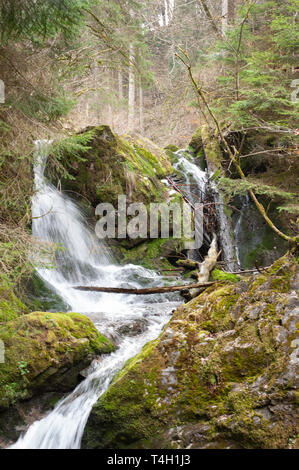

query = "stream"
[
  {"left": 10, "top": 142, "right": 180, "bottom": 449},
  {"left": 10, "top": 144, "right": 267, "bottom": 449}
]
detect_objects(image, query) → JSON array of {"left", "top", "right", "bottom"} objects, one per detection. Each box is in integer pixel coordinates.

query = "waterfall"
[
  {"left": 172, "top": 151, "right": 238, "bottom": 271},
  {"left": 10, "top": 141, "right": 180, "bottom": 449}
]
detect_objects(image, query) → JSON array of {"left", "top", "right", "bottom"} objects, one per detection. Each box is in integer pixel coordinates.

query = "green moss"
[
  {"left": 189, "top": 127, "right": 202, "bottom": 153},
  {"left": 211, "top": 269, "right": 240, "bottom": 283},
  {"left": 201, "top": 125, "right": 223, "bottom": 171},
  {"left": 0, "top": 282, "right": 29, "bottom": 323},
  {"left": 51, "top": 126, "right": 173, "bottom": 209},
  {"left": 22, "top": 273, "right": 69, "bottom": 312},
  {"left": 164, "top": 144, "right": 179, "bottom": 153},
  {"left": 113, "top": 238, "right": 184, "bottom": 272},
  {"left": 0, "top": 311, "right": 114, "bottom": 409},
  {"left": 83, "top": 252, "right": 298, "bottom": 449}
]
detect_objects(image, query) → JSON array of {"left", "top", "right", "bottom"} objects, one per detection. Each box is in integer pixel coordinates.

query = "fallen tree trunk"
[{"left": 73, "top": 281, "right": 215, "bottom": 295}]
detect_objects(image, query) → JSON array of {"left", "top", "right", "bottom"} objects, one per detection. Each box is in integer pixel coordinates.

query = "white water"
[
  {"left": 173, "top": 152, "right": 208, "bottom": 205},
  {"left": 11, "top": 141, "right": 179, "bottom": 449},
  {"left": 173, "top": 152, "right": 237, "bottom": 270}
]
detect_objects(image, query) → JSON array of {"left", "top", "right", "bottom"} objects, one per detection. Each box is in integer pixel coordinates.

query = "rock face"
[
  {"left": 0, "top": 311, "right": 114, "bottom": 410},
  {"left": 82, "top": 252, "right": 298, "bottom": 449}
]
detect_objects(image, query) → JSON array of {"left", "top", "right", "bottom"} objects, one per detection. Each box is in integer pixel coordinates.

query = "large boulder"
[
  {"left": 82, "top": 252, "right": 298, "bottom": 449},
  {"left": 49, "top": 126, "right": 172, "bottom": 208},
  {"left": 0, "top": 311, "right": 113, "bottom": 410}
]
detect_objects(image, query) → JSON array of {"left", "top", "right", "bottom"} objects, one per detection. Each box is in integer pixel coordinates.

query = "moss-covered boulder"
[
  {"left": 82, "top": 252, "right": 298, "bottom": 449},
  {"left": 0, "top": 311, "right": 113, "bottom": 410},
  {"left": 111, "top": 238, "right": 186, "bottom": 272},
  {"left": 49, "top": 126, "right": 172, "bottom": 208}
]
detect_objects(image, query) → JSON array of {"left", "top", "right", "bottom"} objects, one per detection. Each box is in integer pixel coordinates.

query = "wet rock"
[
  {"left": 0, "top": 311, "right": 114, "bottom": 411},
  {"left": 117, "top": 320, "right": 148, "bottom": 337}
]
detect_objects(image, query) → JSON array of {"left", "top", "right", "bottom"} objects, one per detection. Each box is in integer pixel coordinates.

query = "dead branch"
[{"left": 74, "top": 281, "right": 216, "bottom": 295}]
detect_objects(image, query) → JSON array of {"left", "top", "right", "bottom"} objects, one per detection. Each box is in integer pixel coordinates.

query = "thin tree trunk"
[
  {"left": 139, "top": 83, "right": 144, "bottom": 134},
  {"left": 128, "top": 43, "right": 135, "bottom": 130},
  {"left": 222, "top": 0, "right": 235, "bottom": 34},
  {"left": 197, "top": 0, "right": 222, "bottom": 38},
  {"left": 118, "top": 69, "right": 123, "bottom": 100}
]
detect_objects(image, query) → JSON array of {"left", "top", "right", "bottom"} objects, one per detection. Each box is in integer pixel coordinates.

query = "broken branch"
[{"left": 73, "top": 282, "right": 216, "bottom": 295}]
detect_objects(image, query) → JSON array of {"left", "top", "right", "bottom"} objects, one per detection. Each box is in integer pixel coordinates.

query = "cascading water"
[
  {"left": 173, "top": 152, "right": 208, "bottom": 204},
  {"left": 172, "top": 151, "right": 238, "bottom": 271},
  {"left": 10, "top": 141, "right": 180, "bottom": 449}
]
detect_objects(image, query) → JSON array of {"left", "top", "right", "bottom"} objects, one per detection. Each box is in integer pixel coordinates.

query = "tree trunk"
[
  {"left": 197, "top": 234, "right": 218, "bottom": 282},
  {"left": 222, "top": 0, "right": 235, "bottom": 33},
  {"left": 128, "top": 43, "right": 135, "bottom": 130},
  {"left": 189, "top": 234, "right": 219, "bottom": 298},
  {"left": 139, "top": 83, "right": 144, "bottom": 134},
  {"left": 197, "top": 0, "right": 222, "bottom": 37},
  {"left": 118, "top": 69, "right": 123, "bottom": 100}
]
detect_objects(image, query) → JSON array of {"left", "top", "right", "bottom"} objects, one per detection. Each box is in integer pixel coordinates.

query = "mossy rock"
[
  {"left": 82, "top": 252, "right": 298, "bottom": 449},
  {"left": 210, "top": 269, "right": 240, "bottom": 283},
  {"left": 189, "top": 127, "right": 202, "bottom": 154},
  {"left": 22, "top": 273, "right": 69, "bottom": 312},
  {"left": 0, "top": 311, "right": 114, "bottom": 409},
  {"left": 201, "top": 125, "right": 223, "bottom": 173},
  {"left": 48, "top": 125, "right": 172, "bottom": 209},
  {"left": 111, "top": 238, "right": 185, "bottom": 272},
  {"left": 0, "top": 282, "right": 29, "bottom": 323}
]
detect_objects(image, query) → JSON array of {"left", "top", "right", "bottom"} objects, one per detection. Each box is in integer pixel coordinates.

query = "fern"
[{"left": 48, "top": 130, "right": 95, "bottom": 180}]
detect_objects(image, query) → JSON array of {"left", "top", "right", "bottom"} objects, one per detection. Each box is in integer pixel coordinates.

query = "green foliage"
[
  {"left": 277, "top": 204, "right": 299, "bottom": 214},
  {"left": 51, "top": 130, "right": 95, "bottom": 161},
  {"left": 210, "top": 0, "right": 299, "bottom": 128},
  {"left": 218, "top": 177, "right": 296, "bottom": 201},
  {"left": 48, "top": 129, "right": 95, "bottom": 180},
  {"left": 17, "top": 361, "right": 29, "bottom": 378},
  {"left": 0, "top": 0, "right": 93, "bottom": 44},
  {"left": 14, "top": 92, "right": 76, "bottom": 123}
]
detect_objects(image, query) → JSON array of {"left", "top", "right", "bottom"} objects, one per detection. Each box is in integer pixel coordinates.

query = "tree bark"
[
  {"left": 222, "top": 0, "right": 235, "bottom": 33},
  {"left": 74, "top": 281, "right": 215, "bottom": 295},
  {"left": 128, "top": 43, "right": 135, "bottom": 130},
  {"left": 139, "top": 83, "right": 144, "bottom": 134},
  {"left": 197, "top": 234, "right": 218, "bottom": 282}
]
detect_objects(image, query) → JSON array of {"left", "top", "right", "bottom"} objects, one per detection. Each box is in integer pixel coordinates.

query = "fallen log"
[{"left": 73, "top": 281, "right": 216, "bottom": 295}]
